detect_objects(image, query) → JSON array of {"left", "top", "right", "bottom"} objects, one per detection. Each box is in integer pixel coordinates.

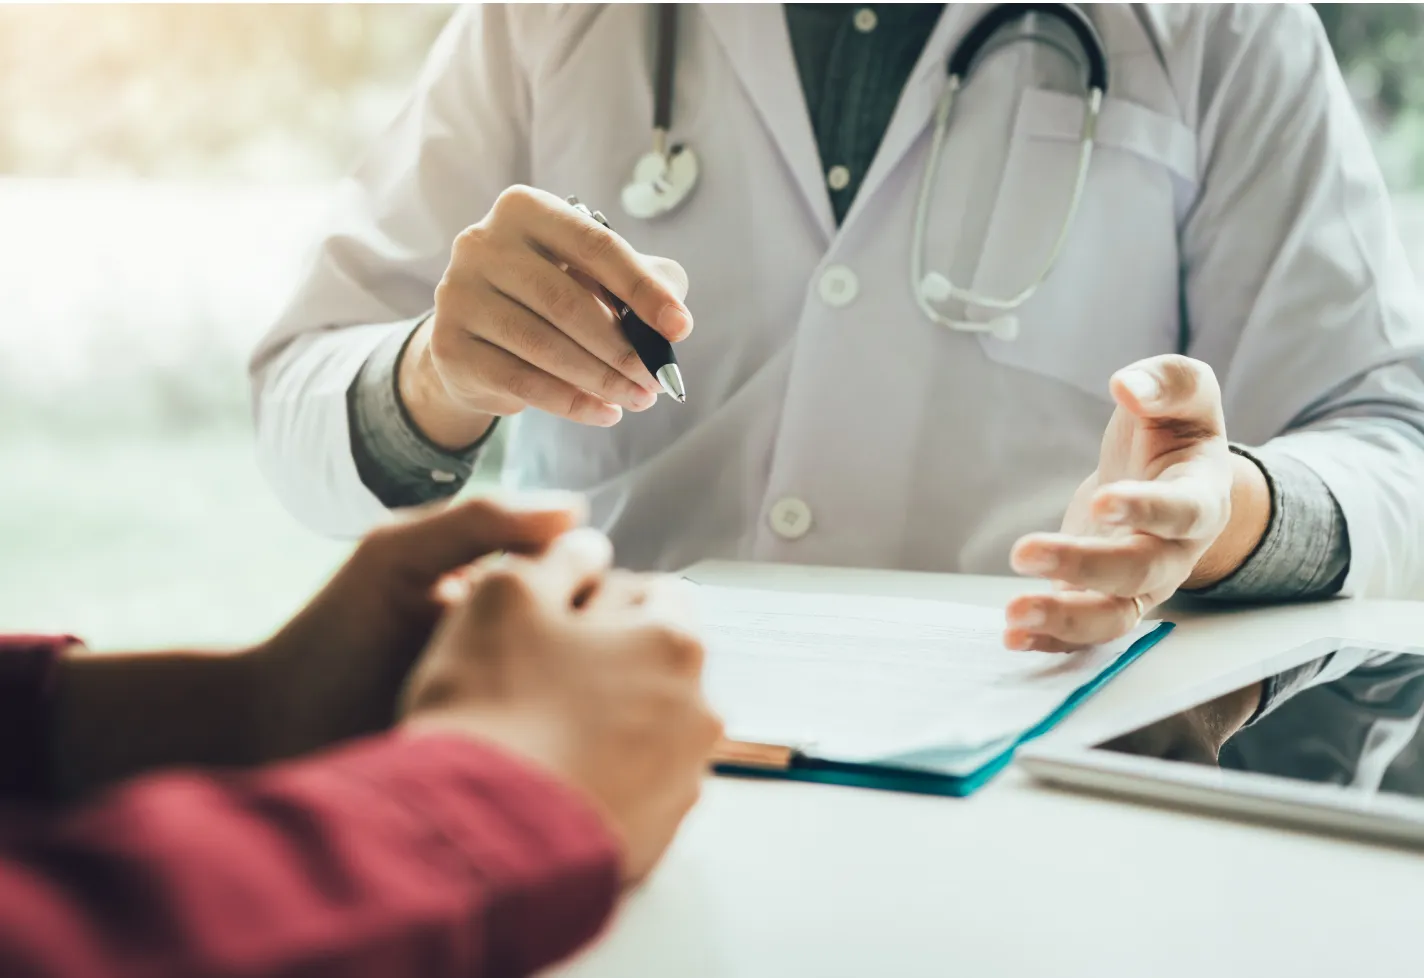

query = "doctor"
[{"left": 253, "top": 3, "right": 1424, "bottom": 654}]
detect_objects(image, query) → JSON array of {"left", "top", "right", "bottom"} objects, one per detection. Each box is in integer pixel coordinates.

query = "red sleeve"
[
  {"left": 0, "top": 733, "right": 621, "bottom": 978},
  {"left": 0, "top": 635, "right": 75, "bottom": 802}
]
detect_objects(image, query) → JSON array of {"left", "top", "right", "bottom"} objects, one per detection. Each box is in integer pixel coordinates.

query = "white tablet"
[{"left": 1019, "top": 641, "right": 1424, "bottom": 850}]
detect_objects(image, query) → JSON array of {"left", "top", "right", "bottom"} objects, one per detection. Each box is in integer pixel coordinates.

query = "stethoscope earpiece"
[
  {"left": 918, "top": 271, "right": 954, "bottom": 305},
  {"left": 917, "top": 272, "right": 1020, "bottom": 342},
  {"left": 987, "top": 316, "right": 1020, "bottom": 342}
]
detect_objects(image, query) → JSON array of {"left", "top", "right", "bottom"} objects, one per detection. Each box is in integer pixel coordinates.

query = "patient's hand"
[
  {"left": 49, "top": 494, "right": 588, "bottom": 798},
  {"left": 255, "top": 494, "right": 585, "bottom": 759},
  {"left": 403, "top": 531, "right": 722, "bottom": 885}
]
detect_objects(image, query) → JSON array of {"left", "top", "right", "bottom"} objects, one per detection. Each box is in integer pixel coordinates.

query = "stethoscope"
[
  {"left": 620, "top": 3, "right": 701, "bottom": 220},
  {"left": 621, "top": 3, "right": 1110, "bottom": 342}
]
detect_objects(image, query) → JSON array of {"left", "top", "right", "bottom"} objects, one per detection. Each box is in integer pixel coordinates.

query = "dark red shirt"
[{"left": 0, "top": 636, "right": 621, "bottom": 978}]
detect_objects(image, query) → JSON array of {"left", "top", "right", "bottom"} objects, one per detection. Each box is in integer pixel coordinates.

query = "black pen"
[{"left": 566, "top": 196, "right": 687, "bottom": 403}]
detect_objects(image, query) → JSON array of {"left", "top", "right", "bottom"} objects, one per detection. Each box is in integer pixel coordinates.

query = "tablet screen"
[{"left": 1095, "top": 646, "right": 1424, "bottom": 801}]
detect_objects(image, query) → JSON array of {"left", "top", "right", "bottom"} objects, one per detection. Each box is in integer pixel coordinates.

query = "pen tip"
[{"left": 656, "top": 364, "right": 687, "bottom": 404}]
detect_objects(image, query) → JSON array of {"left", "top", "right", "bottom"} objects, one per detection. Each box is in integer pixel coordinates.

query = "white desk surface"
[{"left": 553, "top": 562, "right": 1424, "bottom": 978}]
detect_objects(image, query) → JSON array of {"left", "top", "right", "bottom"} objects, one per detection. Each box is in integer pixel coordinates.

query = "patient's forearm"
[{"left": 53, "top": 646, "right": 272, "bottom": 800}]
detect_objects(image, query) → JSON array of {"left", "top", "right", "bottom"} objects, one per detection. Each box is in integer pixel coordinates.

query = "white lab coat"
[{"left": 252, "top": 3, "right": 1424, "bottom": 596}]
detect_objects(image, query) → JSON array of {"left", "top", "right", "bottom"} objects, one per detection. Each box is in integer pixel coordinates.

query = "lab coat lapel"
[
  {"left": 699, "top": 4, "right": 835, "bottom": 242},
  {"left": 839, "top": 5, "right": 984, "bottom": 232}
]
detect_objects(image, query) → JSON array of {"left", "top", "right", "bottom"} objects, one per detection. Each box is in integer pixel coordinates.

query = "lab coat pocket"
[{"left": 969, "top": 88, "right": 1198, "bottom": 401}]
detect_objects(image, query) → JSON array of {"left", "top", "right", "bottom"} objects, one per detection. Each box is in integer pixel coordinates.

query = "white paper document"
[{"left": 699, "top": 585, "right": 1158, "bottom": 767}]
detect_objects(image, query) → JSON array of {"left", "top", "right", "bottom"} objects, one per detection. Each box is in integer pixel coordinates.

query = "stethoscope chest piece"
[{"left": 621, "top": 144, "right": 700, "bottom": 220}]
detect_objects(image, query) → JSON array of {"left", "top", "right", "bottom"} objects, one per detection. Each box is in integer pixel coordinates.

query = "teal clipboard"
[{"left": 713, "top": 621, "right": 1175, "bottom": 798}]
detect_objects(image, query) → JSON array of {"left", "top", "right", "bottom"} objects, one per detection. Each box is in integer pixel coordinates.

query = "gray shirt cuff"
[
  {"left": 1192, "top": 444, "right": 1350, "bottom": 720},
  {"left": 346, "top": 316, "right": 499, "bottom": 509},
  {"left": 1185, "top": 443, "right": 1350, "bottom": 605}
]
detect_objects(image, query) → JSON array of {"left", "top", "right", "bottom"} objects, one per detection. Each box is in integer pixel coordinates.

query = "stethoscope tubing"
[{"left": 627, "top": 4, "right": 1111, "bottom": 336}]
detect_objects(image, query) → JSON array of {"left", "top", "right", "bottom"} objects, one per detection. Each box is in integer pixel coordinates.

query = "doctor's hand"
[
  {"left": 1006, "top": 356, "right": 1270, "bottom": 652},
  {"left": 399, "top": 185, "right": 693, "bottom": 450}
]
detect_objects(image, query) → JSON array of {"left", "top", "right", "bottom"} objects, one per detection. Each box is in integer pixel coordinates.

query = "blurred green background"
[
  {"left": 1, "top": 4, "right": 1422, "bottom": 648},
  {"left": 0, "top": 5, "right": 458, "bottom": 648}
]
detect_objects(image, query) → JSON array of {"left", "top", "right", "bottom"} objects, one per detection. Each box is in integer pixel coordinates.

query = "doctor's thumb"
[
  {"left": 646, "top": 255, "right": 691, "bottom": 305},
  {"left": 573, "top": 254, "right": 691, "bottom": 339},
  {"left": 1110, "top": 355, "right": 1225, "bottom": 436}
]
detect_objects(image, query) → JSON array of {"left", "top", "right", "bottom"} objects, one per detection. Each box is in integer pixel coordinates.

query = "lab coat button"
[
  {"left": 769, "top": 497, "right": 813, "bottom": 540},
  {"left": 818, "top": 266, "right": 859, "bottom": 307}
]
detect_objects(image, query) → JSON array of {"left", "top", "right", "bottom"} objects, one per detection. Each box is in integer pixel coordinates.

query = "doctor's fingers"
[
  {"left": 481, "top": 252, "right": 662, "bottom": 394},
  {"left": 1110, "top": 355, "right": 1225, "bottom": 437},
  {"left": 1011, "top": 532, "right": 1191, "bottom": 598},
  {"left": 1091, "top": 479, "right": 1229, "bottom": 543},
  {"left": 451, "top": 288, "right": 656, "bottom": 413},
  {"left": 492, "top": 187, "right": 692, "bottom": 341},
  {"left": 1004, "top": 590, "right": 1143, "bottom": 652},
  {"left": 439, "top": 333, "right": 624, "bottom": 427}
]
